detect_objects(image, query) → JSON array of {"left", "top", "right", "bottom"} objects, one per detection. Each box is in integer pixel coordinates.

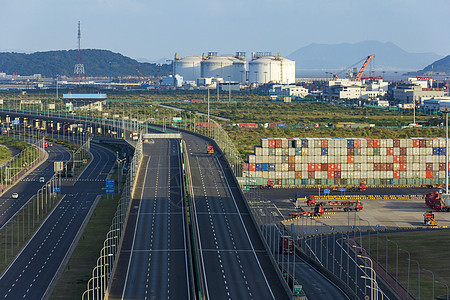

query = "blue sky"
[{"left": 1, "top": 0, "right": 449, "bottom": 61}]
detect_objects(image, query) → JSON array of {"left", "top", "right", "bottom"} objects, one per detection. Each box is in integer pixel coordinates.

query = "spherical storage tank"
[
  {"left": 248, "top": 54, "right": 295, "bottom": 84},
  {"left": 201, "top": 52, "right": 246, "bottom": 83},
  {"left": 173, "top": 55, "right": 202, "bottom": 82}
]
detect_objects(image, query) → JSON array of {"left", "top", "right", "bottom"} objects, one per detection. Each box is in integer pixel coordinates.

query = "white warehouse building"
[
  {"left": 248, "top": 53, "right": 295, "bottom": 85},
  {"left": 173, "top": 55, "right": 202, "bottom": 82},
  {"left": 200, "top": 52, "right": 246, "bottom": 83}
]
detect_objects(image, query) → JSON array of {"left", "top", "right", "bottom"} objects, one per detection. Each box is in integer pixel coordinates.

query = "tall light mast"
[{"left": 74, "top": 21, "right": 85, "bottom": 82}]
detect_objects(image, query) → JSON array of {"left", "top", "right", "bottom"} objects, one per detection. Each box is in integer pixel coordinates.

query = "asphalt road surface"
[
  {"left": 107, "top": 139, "right": 192, "bottom": 300},
  {"left": 0, "top": 143, "right": 116, "bottom": 299}
]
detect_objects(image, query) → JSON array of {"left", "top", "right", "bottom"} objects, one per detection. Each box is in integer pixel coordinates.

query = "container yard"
[{"left": 239, "top": 137, "right": 450, "bottom": 187}]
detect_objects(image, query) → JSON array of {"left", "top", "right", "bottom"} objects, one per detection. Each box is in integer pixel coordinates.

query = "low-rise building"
[
  {"left": 271, "top": 85, "right": 309, "bottom": 97},
  {"left": 422, "top": 97, "right": 450, "bottom": 112},
  {"left": 393, "top": 77, "right": 446, "bottom": 103}
]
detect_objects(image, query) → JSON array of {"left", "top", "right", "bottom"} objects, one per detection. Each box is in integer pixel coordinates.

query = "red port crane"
[{"left": 355, "top": 55, "right": 375, "bottom": 81}]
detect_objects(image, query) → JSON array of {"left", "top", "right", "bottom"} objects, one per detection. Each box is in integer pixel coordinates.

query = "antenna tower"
[{"left": 74, "top": 21, "right": 85, "bottom": 82}]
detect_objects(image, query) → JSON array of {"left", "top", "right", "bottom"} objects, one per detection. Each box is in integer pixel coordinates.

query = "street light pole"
[
  {"left": 435, "top": 280, "right": 449, "bottom": 300},
  {"left": 410, "top": 259, "right": 420, "bottom": 300},
  {"left": 400, "top": 248, "right": 411, "bottom": 299},
  {"left": 387, "top": 239, "right": 399, "bottom": 291},
  {"left": 421, "top": 268, "right": 434, "bottom": 300}
]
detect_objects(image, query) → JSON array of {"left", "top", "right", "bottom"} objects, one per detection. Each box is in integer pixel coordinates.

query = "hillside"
[
  {"left": 0, "top": 49, "right": 172, "bottom": 78},
  {"left": 416, "top": 55, "right": 450, "bottom": 75},
  {"left": 288, "top": 40, "right": 441, "bottom": 70}
]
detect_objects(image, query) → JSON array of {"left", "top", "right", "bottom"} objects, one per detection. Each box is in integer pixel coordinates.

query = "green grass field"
[{"left": 363, "top": 230, "right": 450, "bottom": 299}]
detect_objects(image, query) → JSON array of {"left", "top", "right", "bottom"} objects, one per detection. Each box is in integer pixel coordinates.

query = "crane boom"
[{"left": 355, "top": 55, "right": 375, "bottom": 81}]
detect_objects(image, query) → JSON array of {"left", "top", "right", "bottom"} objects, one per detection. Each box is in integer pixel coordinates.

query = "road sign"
[
  {"left": 293, "top": 285, "right": 303, "bottom": 296},
  {"left": 53, "top": 187, "right": 60, "bottom": 192},
  {"left": 106, "top": 179, "right": 115, "bottom": 194},
  {"left": 243, "top": 186, "right": 250, "bottom": 191},
  {"left": 54, "top": 161, "right": 63, "bottom": 172},
  {"left": 340, "top": 187, "right": 346, "bottom": 192},
  {"left": 324, "top": 188, "right": 330, "bottom": 194},
  {"left": 13, "top": 119, "right": 20, "bottom": 125}
]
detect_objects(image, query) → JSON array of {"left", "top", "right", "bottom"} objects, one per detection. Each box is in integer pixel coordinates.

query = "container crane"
[{"left": 332, "top": 54, "right": 375, "bottom": 82}]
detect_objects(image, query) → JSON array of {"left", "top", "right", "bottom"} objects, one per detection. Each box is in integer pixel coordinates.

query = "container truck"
[
  {"left": 425, "top": 192, "right": 450, "bottom": 211},
  {"left": 306, "top": 195, "right": 363, "bottom": 211},
  {"left": 281, "top": 236, "right": 293, "bottom": 254},
  {"left": 131, "top": 131, "right": 139, "bottom": 140},
  {"left": 206, "top": 144, "right": 214, "bottom": 154},
  {"left": 423, "top": 211, "right": 437, "bottom": 226}
]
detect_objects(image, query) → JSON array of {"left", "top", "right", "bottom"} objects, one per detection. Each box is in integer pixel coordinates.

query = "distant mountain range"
[
  {"left": 415, "top": 55, "right": 450, "bottom": 75},
  {"left": 287, "top": 41, "right": 442, "bottom": 71},
  {"left": 0, "top": 49, "right": 172, "bottom": 78}
]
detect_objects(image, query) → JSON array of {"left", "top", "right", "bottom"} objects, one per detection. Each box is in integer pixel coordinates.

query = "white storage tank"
[
  {"left": 173, "top": 54, "right": 203, "bottom": 82},
  {"left": 248, "top": 53, "right": 295, "bottom": 84},
  {"left": 201, "top": 52, "right": 246, "bottom": 83}
]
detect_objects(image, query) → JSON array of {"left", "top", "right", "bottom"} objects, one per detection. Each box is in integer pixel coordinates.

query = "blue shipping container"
[
  {"left": 321, "top": 148, "right": 328, "bottom": 155},
  {"left": 301, "top": 179, "right": 308, "bottom": 185},
  {"left": 295, "top": 148, "right": 302, "bottom": 155},
  {"left": 301, "top": 139, "right": 308, "bottom": 148},
  {"left": 433, "top": 148, "right": 438, "bottom": 155},
  {"left": 255, "top": 163, "right": 263, "bottom": 171},
  {"left": 347, "top": 139, "right": 354, "bottom": 148},
  {"left": 442, "top": 148, "right": 447, "bottom": 155},
  {"left": 262, "top": 163, "right": 269, "bottom": 171},
  {"left": 268, "top": 164, "right": 276, "bottom": 171},
  {"left": 278, "top": 123, "right": 287, "bottom": 127}
]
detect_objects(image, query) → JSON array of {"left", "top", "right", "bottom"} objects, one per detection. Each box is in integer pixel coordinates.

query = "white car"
[
  {"left": 11, "top": 193, "right": 18, "bottom": 199},
  {"left": 39, "top": 177, "right": 45, "bottom": 183}
]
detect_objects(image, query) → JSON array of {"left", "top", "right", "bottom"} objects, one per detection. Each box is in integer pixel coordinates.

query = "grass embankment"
[{"left": 364, "top": 230, "right": 450, "bottom": 299}]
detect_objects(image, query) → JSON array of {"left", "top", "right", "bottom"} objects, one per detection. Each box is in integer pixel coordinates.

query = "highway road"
[
  {"left": 107, "top": 139, "right": 192, "bottom": 300},
  {"left": 0, "top": 143, "right": 116, "bottom": 299},
  {"left": 184, "top": 132, "right": 290, "bottom": 299},
  {"left": 0, "top": 144, "right": 71, "bottom": 228}
]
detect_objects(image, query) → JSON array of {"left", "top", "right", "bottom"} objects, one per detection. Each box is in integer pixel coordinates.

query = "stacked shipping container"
[{"left": 241, "top": 137, "right": 449, "bottom": 186}]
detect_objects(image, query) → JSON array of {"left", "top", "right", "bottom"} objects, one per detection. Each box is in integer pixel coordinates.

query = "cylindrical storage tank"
[
  {"left": 201, "top": 55, "right": 246, "bottom": 83},
  {"left": 248, "top": 55, "right": 296, "bottom": 84},
  {"left": 174, "top": 56, "right": 203, "bottom": 82}
]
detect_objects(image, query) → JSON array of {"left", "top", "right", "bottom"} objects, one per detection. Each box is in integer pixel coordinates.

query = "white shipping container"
[
  {"left": 302, "top": 171, "right": 309, "bottom": 178},
  {"left": 386, "top": 139, "right": 393, "bottom": 147},
  {"left": 420, "top": 163, "right": 426, "bottom": 171},
  {"left": 282, "top": 163, "right": 289, "bottom": 171},
  {"left": 393, "top": 148, "right": 400, "bottom": 156},
  {"left": 329, "top": 148, "right": 335, "bottom": 156},
  {"left": 354, "top": 171, "right": 361, "bottom": 178},
  {"left": 295, "top": 156, "right": 302, "bottom": 164},
  {"left": 302, "top": 164, "right": 308, "bottom": 171},
  {"left": 367, "top": 148, "right": 373, "bottom": 156},
  {"left": 269, "top": 156, "right": 276, "bottom": 164},
  {"left": 255, "top": 171, "right": 262, "bottom": 178},
  {"left": 262, "top": 148, "right": 269, "bottom": 156},
  {"left": 302, "top": 148, "right": 309, "bottom": 156},
  {"left": 380, "top": 148, "right": 386, "bottom": 156},
  {"left": 354, "top": 164, "right": 361, "bottom": 171},
  {"left": 276, "top": 171, "right": 283, "bottom": 178},
  {"left": 360, "top": 139, "right": 367, "bottom": 148},
  {"left": 289, "top": 171, "right": 295, "bottom": 178},
  {"left": 261, "top": 139, "right": 269, "bottom": 148},
  {"left": 276, "top": 148, "right": 282, "bottom": 156},
  {"left": 374, "top": 156, "right": 381, "bottom": 163},
  {"left": 354, "top": 156, "right": 361, "bottom": 163},
  {"left": 394, "top": 163, "right": 399, "bottom": 171},
  {"left": 255, "top": 147, "right": 262, "bottom": 156},
  {"left": 256, "top": 156, "right": 263, "bottom": 163},
  {"left": 433, "top": 139, "right": 440, "bottom": 147},
  {"left": 262, "top": 156, "right": 269, "bottom": 164},
  {"left": 400, "top": 139, "right": 407, "bottom": 147},
  {"left": 281, "top": 139, "right": 289, "bottom": 148},
  {"left": 289, "top": 148, "right": 295, "bottom": 156},
  {"left": 341, "top": 164, "right": 348, "bottom": 171},
  {"left": 282, "top": 171, "right": 289, "bottom": 179},
  {"left": 269, "top": 171, "right": 275, "bottom": 178},
  {"left": 347, "top": 164, "right": 354, "bottom": 171},
  {"left": 387, "top": 156, "right": 393, "bottom": 163},
  {"left": 262, "top": 171, "right": 269, "bottom": 178},
  {"left": 276, "top": 156, "right": 282, "bottom": 164},
  {"left": 282, "top": 148, "right": 289, "bottom": 156},
  {"left": 328, "top": 156, "right": 335, "bottom": 163},
  {"left": 380, "top": 140, "right": 387, "bottom": 148},
  {"left": 269, "top": 148, "right": 276, "bottom": 155},
  {"left": 295, "top": 164, "right": 302, "bottom": 171},
  {"left": 367, "top": 156, "right": 374, "bottom": 163},
  {"left": 249, "top": 155, "right": 256, "bottom": 163},
  {"left": 342, "top": 171, "right": 348, "bottom": 178}
]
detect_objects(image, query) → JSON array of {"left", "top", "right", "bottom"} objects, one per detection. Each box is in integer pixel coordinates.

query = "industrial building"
[
  {"left": 173, "top": 55, "right": 202, "bottom": 82},
  {"left": 240, "top": 137, "right": 450, "bottom": 187},
  {"left": 201, "top": 52, "right": 247, "bottom": 83},
  {"left": 393, "top": 77, "right": 447, "bottom": 103},
  {"left": 272, "top": 85, "right": 309, "bottom": 97},
  {"left": 421, "top": 97, "right": 450, "bottom": 112}
]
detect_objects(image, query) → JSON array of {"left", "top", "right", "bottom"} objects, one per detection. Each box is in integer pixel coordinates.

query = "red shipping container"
[
  {"left": 336, "top": 164, "right": 341, "bottom": 171},
  {"left": 439, "top": 163, "right": 446, "bottom": 171},
  {"left": 412, "top": 139, "right": 420, "bottom": 148},
  {"left": 426, "top": 163, "right": 433, "bottom": 171},
  {"left": 275, "top": 139, "right": 282, "bottom": 148},
  {"left": 393, "top": 171, "right": 400, "bottom": 178},
  {"left": 373, "top": 140, "right": 380, "bottom": 148},
  {"left": 387, "top": 147, "right": 394, "bottom": 155},
  {"left": 373, "top": 163, "right": 379, "bottom": 171},
  {"left": 400, "top": 148, "right": 407, "bottom": 156},
  {"left": 329, "top": 164, "right": 335, "bottom": 171},
  {"left": 321, "top": 163, "right": 328, "bottom": 171},
  {"left": 400, "top": 163, "right": 407, "bottom": 171},
  {"left": 386, "top": 163, "right": 394, "bottom": 171},
  {"left": 354, "top": 140, "right": 361, "bottom": 148},
  {"left": 289, "top": 163, "right": 295, "bottom": 171},
  {"left": 400, "top": 156, "right": 407, "bottom": 163},
  {"left": 328, "top": 171, "right": 335, "bottom": 178},
  {"left": 347, "top": 156, "right": 354, "bottom": 163},
  {"left": 426, "top": 171, "right": 433, "bottom": 179},
  {"left": 268, "top": 139, "right": 275, "bottom": 148},
  {"left": 334, "top": 171, "right": 341, "bottom": 179},
  {"left": 308, "top": 171, "right": 315, "bottom": 179},
  {"left": 347, "top": 147, "right": 354, "bottom": 156},
  {"left": 419, "top": 140, "right": 427, "bottom": 148},
  {"left": 316, "top": 163, "right": 322, "bottom": 171},
  {"left": 393, "top": 155, "right": 400, "bottom": 163},
  {"left": 367, "top": 140, "right": 374, "bottom": 148},
  {"left": 238, "top": 123, "right": 258, "bottom": 129},
  {"left": 249, "top": 163, "right": 256, "bottom": 171},
  {"left": 295, "top": 171, "right": 302, "bottom": 179},
  {"left": 308, "top": 164, "right": 315, "bottom": 171},
  {"left": 393, "top": 139, "right": 400, "bottom": 147},
  {"left": 321, "top": 139, "right": 328, "bottom": 148}
]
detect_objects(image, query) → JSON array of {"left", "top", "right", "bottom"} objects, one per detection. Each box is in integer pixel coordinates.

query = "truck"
[
  {"left": 306, "top": 195, "right": 363, "bottom": 212},
  {"left": 281, "top": 236, "right": 293, "bottom": 254},
  {"left": 131, "top": 131, "right": 139, "bottom": 141},
  {"left": 289, "top": 204, "right": 325, "bottom": 217},
  {"left": 425, "top": 192, "right": 450, "bottom": 211},
  {"left": 423, "top": 211, "right": 437, "bottom": 226},
  {"left": 206, "top": 144, "right": 214, "bottom": 154},
  {"left": 260, "top": 179, "right": 274, "bottom": 189}
]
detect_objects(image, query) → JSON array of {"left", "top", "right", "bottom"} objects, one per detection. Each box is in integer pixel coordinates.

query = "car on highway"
[
  {"left": 39, "top": 177, "right": 45, "bottom": 183},
  {"left": 11, "top": 193, "right": 18, "bottom": 199}
]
